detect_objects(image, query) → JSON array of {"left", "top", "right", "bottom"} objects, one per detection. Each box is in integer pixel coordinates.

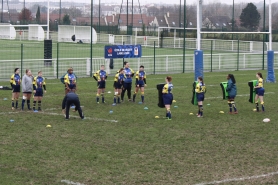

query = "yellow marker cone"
[
  {"left": 172, "top": 100, "right": 176, "bottom": 103},
  {"left": 46, "top": 125, "right": 52, "bottom": 128},
  {"left": 155, "top": 116, "right": 159, "bottom": 118},
  {"left": 189, "top": 113, "right": 194, "bottom": 115},
  {"left": 219, "top": 111, "right": 224, "bottom": 114}
]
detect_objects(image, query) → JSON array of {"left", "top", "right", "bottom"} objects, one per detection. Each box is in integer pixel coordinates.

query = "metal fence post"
[
  {"left": 57, "top": 43, "right": 59, "bottom": 79},
  {"left": 210, "top": 40, "right": 213, "bottom": 72},
  {"left": 21, "top": 44, "right": 23, "bottom": 77},
  {"left": 237, "top": 39, "right": 239, "bottom": 71},
  {"left": 154, "top": 41, "right": 156, "bottom": 74}
]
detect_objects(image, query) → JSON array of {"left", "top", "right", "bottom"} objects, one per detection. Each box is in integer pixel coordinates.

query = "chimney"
[{"left": 167, "top": 12, "right": 169, "bottom": 18}]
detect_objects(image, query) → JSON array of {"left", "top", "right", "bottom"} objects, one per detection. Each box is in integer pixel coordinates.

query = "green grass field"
[{"left": 1, "top": 70, "right": 278, "bottom": 185}]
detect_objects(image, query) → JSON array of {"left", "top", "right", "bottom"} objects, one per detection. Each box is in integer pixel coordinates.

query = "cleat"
[
  {"left": 233, "top": 111, "right": 238, "bottom": 114},
  {"left": 197, "top": 115, "right": 203, "bottom": 118},
  {"left": 167, "top": 118, "right": 172, "bottom": 120},
  {"left": 128, "top": 99, "right": 132, "bottom": 102},
  {"left": 12, "top": 107, "right": 15, "bottom": 110},
  {"left": 112, "top": 103, "right": 116, "bottom": 106},
  {"left": 97, "top": 102, "right": 99, "bottom": 104},
  {"left": 102, "top": 101, "right": 106, "bottom": 103},
  {"left": 228, "top": 112, "right": 233, "bottom": 114}
]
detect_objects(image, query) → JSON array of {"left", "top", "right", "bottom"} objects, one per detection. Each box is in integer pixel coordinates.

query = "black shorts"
[
  {"left": 163, "top": 94, "right": 173, "bottom": 105},
  {"left": 98, "top": 81, "right": 106, "bottom": 89},
  {"left": 34, "top": 89, "right": 43, "bottom": 97},
  {"left": 136, "top": 83, "right": 145, "bottom": 88},
  {"left": 13, "top": 85, "right": 20, "bottom": 93},
  {"left": 196, "top": 93, "right": 204, "bottom": 102},
  {"left": 115, "top": 82, "right": 123, "bottom": 89}
]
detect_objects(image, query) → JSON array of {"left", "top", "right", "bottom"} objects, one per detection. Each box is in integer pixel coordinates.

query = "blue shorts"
[
  {"left": 163, "top": 94, "right": 173, "bottom": 105},
  {"left": 98, "top": 81, "right": 106, "bottom": 89},
  {"left": 34, "top": 89, "right": 43, "bottom": 97},
  {"left": 197, "top": 93, "right": 204, "bottom": 102},
  {"left": 115, "top": 82, "right": 122, "bottom": 89},
  {"left": 136, "top": 83, "right": 144, "bottom": 88},
  {"left": 13, "top": 85, "right": 20, "bottom": 93},
  {"left": 256, "top": 88, "right": 265, "bottom": 96}
]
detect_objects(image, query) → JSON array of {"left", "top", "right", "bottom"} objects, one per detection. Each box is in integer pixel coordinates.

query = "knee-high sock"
[
  {"left": 255, "top": 101, "right": 259, "bottom": 112},
  {"left": 21, "top": 99, "right": 25, "bottom": 110},
  {"left": 33, "top": 101, "right": 37, "bottom": 110},
  {"left": 38, "top": 101, "right": 42, "bottom": 110},
  {"left": 96, "top": 93, "right": 100, "bottom": 102},
  {"left": 101, "top": 93, "right": 105, "bottom": 103},
  {"left": 15, "top": 99, "right": 18, "bottom": 108},
  {"left": 167, "top": 108, "right": 171, "bottom": 119},
  {"left": 141, "top": 92, "right": 144, "bottom": 102},
  {"left": 228, "top": 101, "right": 232, "bottom": 112},
  {"left": 117, "top": 95, "right": 121, "bottom": 103},
  {"left": 114, "top": 95, "right": 117, "bottom": 103},
  {"left": 231, "top": 101, "right": 237, "bottom": 112},
  {"left": 12, "top": 98, "right": 14, "bottom": 108},
  {"left": 261, "top": 101, "right": 265, "bottom": 111},
  {"left": 133, "top": 92, "right": 137, "bottom": 101},
  {"left": 199, "top": 105, "right": 203, "bottom": 116},
  {"left": 27, "top": 100, "right": 30, "bottom": 109}
]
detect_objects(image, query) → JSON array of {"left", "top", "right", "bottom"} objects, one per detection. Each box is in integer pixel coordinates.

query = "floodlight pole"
[
  {"left": 232, "top": 0, "right": 234, "bottom": 40},
  {"left": 23, "top": 0, "right": 25, "bottom": 24},
  {"left": 269, "top": 0, "right": 272, "bottom": 50},
  {"left": 98, "top": 0, "right": 100, "bottom": 34},
  {"left": 59, "top": 0, "right": 61, "bottom": 24},
  {"left": 182, "top": 0, "right": 186, "bottom": 73},
  {"left": 263, "top": 0, "right": 265, "bottom": 70},
  {"left": 90, "top": 0, "right": 93, "bottom": 77},
  {"left": 47, "top": 0, "right": 50, "bottom": 39},
  {"left": 1, "top": 0, "right": 3, "bottom": 23},
  {"left": 197, "top": 0, "right": 201, "bottom": 50},
  {"left": 127, "top": 0, "right": 128, "bottom": 35}
]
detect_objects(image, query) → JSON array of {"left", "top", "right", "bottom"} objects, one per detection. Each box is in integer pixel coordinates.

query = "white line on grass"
[
  {"left": 194, "top": 171, "right": 278, "bottom": 185},
  {"left": 61, "top": 179, "right": 85, "bottom": 185},
  {"left": 205, "top": 92, "right": 274, "bottom": 99},
  {"left": 2, "top": 111, "right": 118, "bottom": 123}
]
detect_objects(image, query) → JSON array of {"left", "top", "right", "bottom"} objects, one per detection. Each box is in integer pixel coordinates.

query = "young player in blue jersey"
[
  {"left": 195, "top": 76, "right": 206, "bottom": 118},
  {"left": 226, "top": 74, "right": 238, "bottom": 114},
  {"left": 64, "top": 67, "right": 77, "bottom": 95},
  {"left": 121, "top": 61, "right": 134, "bottom": 102},
  {"left": 254, "top": 72, "right": 265, "bottom": 112},
  {"left": 33, "top": 71, "right": 46, "bottom": 111},
  {"left": 93, "top": 65, "right": 107, "bottom": 103},
  {"left": 133, "top": 65, "right": 147, "bottom": 103},
  {"left": 10, "top": 68, "right": 21, "bottom": 110},
  {"left": 113, "top": 68, "right": 126, "bottom": 105},
  {"left": 162, "top": 76, "right": 173, "bottom": 120}
]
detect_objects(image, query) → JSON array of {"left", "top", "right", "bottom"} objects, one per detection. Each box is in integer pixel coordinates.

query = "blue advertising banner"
[{"left": 104, "top": 45, "right": 142, "bottom": 58}]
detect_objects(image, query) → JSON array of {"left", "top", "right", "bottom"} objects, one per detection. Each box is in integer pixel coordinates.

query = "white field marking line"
[
  {"left": 206, "top": 92, "right": 274, "bottom": 99},
  {"left": 2, "top": 111, "right": 118, "bottom": 123},
  {"left": 61, "top": 179, "right": 85, "bottom": 185},
  {"left": 194, "top": 171, "right": 278, "bottom": 185}
]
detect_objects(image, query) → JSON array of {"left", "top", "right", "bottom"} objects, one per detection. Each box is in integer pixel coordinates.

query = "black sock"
[
  {"left": 33, "top": 101, "right": 37, "bottom": 110},
  {"left": 38, "top": 101, "right": 42, "bottom": 110}
]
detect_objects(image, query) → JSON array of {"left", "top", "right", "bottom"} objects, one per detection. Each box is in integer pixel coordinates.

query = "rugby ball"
[{"left": 263, "top": 118, "right": 270, "bottom": 123}]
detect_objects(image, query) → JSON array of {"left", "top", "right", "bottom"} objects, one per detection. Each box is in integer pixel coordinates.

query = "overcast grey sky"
[{"left": 21, "top": 0, "right": 268, "bottom": 5}]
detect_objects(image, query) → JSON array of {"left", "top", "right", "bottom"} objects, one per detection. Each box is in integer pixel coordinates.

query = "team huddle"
[{"left": 9, "top": 64, "right": 265, "bottom": 120}]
